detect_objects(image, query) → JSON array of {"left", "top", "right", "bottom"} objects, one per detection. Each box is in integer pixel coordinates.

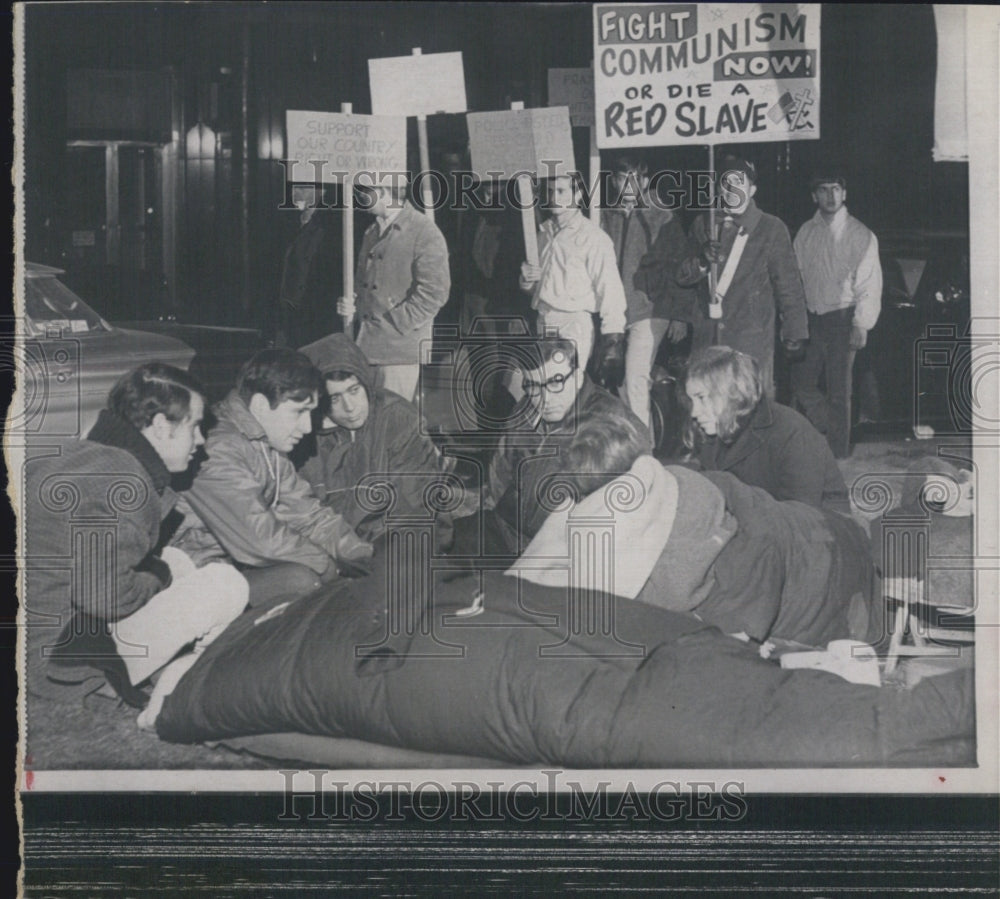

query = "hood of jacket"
[
  {"left": 300, "top": 333, "right": 376, "bottom": 398},
  {"left": 212, "top": 389, "right": 269, "bottom": 443}
]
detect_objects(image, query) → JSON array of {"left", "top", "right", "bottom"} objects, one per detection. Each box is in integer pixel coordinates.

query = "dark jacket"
[
  {"left": 694, "top": 397, "right": 850, "bottom": 514},
  {"left": 26, "top": 409, "right": 176, "bottom": 625},
  {"left": 298, "top": 334, "right": 451, "bottom": 541},
  {"left": 677, "top": 200, "right": 808, "bottom": 361},
  {"left": 601, "top": 204, "right": 694, "bottom": 324},
  {"left": 355, "top": 202, "right": 451, "bottom": 364},
  {"left": 171, "top": 391, "right": 357, "bottom": 574},
  {"left": 485, "top": 376, "right": 651, "bottom": 552}
]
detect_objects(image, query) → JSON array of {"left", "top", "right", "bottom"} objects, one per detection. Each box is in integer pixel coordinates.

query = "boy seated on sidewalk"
[
  {"left": 25, "top": 363, "right": 249, "bottom": 714},
  {"left": 170, "top": 348, "right": 373, "bottom": 605}
]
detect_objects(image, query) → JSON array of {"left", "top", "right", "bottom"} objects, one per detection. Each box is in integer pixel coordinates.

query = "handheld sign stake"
[
  {"left": 341, "top": 102, "right": 355, "bottom": 335},
  {"left": 368, "top": 49, "right": 468, "bottom": 224},
  {"left": 588, "top": 128, "right": 601, "bottom": 221},
  {"left": 511, "top": 102, "right": 540, "bottom": 267},
  {"left": 412, "top": 49, "right": 436, "bottom": 223}
]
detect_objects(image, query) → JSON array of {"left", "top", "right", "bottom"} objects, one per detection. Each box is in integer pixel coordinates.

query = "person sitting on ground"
[
  {"left": 681, "top": 345, "right": 850, "bottom": 514},
  {"left": 297, "top": 333, "right": 457, "bottom": 548},
  {"left": 450, "top": 336, "right": 650, "bottom": 558},
  {"left": 170, "top": 348, "right": 373, "bottom": 605},
  {"left": 25, "top": 363, "right": 249, "bottom": 713}
]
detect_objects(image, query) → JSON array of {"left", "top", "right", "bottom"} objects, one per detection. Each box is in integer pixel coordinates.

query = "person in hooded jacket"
[{"left": 298, "top": 333, "right": 455, "bottom": 547}]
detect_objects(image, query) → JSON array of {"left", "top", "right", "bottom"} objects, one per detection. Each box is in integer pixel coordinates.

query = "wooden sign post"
[
  {"left": 368, "top": 49, "right": 468, "bottom": 223},
  {"left": 466, "top": 103, "right": 574, "bottom": 270},
  {"left": 341, "top": 102, "right": 355, "bottom": 334},
  {"left": 548, "top": 66, "right": 601, "bottom": 220}
]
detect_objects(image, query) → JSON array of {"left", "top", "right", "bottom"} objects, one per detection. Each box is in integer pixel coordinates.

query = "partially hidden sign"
[
  {"left": 467, "top": 106, "right": 575, "bottom": 181},
  {"left": 369, "top": 51, "right": 468, "bottom": 117},
  {"left": 285, "top": 110, "right": 407, "bottom": 182},
  {"left": 548, "top": 67, "right": 596, "bottom": 128},
  {"left": 593, "top": 3, "right": 821, "bottom": 148}
]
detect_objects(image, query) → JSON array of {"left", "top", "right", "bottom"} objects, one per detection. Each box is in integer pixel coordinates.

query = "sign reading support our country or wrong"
[
  {"left": 593, "top": 3, "right": 821, "bottom": 148},
  {"left": 466, "top": 106, "right": 575, "bottom": 181},
  {"left": 368, "top": 51, "right": 468, "bottom": 116},
  {"left": 548, "top": 67, "right": 596, "bottom": 128},
  {"left": 284, "top": 110, "right": 407, "bottom": 183}
]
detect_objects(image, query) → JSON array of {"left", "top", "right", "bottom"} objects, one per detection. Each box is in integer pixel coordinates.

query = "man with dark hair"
[
  {"left": 519, "top": 173, "right": 628, "bottom": 384},
  {"left": 677, "top": 155, "right": 808, "bottom": 397},
  {"left": 25, "top": 363, "right": 248, "bottom": 712},
  {"left": 791, "top": 169, "right": 882, "bottom": 458},
  {"left": 456, "top": 336, "right": 649, "bottom": 556},
  {"left": 171, "top": 349, "right": 373, "bottom": 600},
  {"left": 297, "top": 333, "right": 454, "bottom": 546},
  {"left": 337, "top": 174, "right": 450, "bottom": 403}
]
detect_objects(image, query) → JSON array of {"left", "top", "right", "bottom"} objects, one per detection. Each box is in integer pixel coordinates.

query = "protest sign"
[
  {"left": 466, "top": 106, "right": 574, "bottom": 182},
  {"left": 368, "top": 50, "right": 467, "bottom": 117},
  {"left": 548, "top": 67, "right": 596, "bottom": 128},
  {"left": 593, "top": 3, "right": 821, "bottom": 148},
  {"left": 284, "top": 109, "right": 407, "bottom": 183},
  {"left": 548, "top": 67, "right": 601, "bottom": 220}
]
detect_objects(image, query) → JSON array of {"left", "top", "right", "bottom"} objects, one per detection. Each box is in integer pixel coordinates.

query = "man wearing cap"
[
  {"left": 337, "top": 175, "right": 450, "bottom": 404},
  {"left": 677, "top": 155, "right": 808, "bottom": 397},
  {"left": 518, "top": 173, "right": 628, "bottom": 388},
  {"left": 791, "top": 170, "right": 882, "bottom": 458}
]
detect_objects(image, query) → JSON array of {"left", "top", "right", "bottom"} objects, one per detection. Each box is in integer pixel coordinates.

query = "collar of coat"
[
  {"left": 87, "top": 408, "right": 173, "bottom": 494},
  {"left": 214, "top": 389, "right": 270, "bottom": 444},
  {"left": 720, "top": 198, "right": 762, "bottom": 234},
  {"left": 368, "top": 200, "right": 419, "bottom": 236},
  {"left": 716, "top": 395, "right": 774, "bottom": 469}
]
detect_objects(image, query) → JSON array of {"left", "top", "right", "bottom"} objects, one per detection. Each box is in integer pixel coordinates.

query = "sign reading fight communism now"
[
  {"left": 593, "top": 3, "right": 821, "bottom": 148},
  {"left": 285, "top": 110, "right": 407, "bottom": 183}
]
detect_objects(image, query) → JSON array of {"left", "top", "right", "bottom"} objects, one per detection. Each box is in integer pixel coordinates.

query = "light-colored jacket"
[{"left": 355, "top": 202, "right": 451, "bottom": 364}]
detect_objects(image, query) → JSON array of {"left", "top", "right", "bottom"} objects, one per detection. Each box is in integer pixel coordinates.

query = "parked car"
[
  {"left": 15, "top": 262, "right": 195, "bottom": 440},
  {"left": 855, "top": 229, "right": 971, "bottom": 435}
]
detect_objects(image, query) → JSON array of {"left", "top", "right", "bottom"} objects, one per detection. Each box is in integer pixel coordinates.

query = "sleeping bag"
[{"left": 156, "top": 557, "right": 974, "bottom": 767}]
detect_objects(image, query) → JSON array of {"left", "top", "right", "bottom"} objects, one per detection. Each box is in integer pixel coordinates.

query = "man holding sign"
[
  {"left": 677, "top": 156, "right": 808, "bottom": 397},
  {"left": 338, "top": 174, "right": 450, "bottom": 403},
  {"left": 518, "top": 173, "right": 628, "bottom": 385}
]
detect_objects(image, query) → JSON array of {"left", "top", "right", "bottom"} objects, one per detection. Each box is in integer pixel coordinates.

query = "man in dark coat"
[
  {"left": 452, "top": 336, "right": 650, "bottom": 557},
  {"left": 677, "top": 155, "right": 808, "bottom": 397},
  {"left": 298, "top": 333, "right": 454, "bottom": 546}
]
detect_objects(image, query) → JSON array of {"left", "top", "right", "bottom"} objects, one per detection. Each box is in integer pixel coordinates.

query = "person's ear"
[
  {"left": 149, "top": 412, "right": 172, "bottom": 440},
  {"left": 248, "top": 393, "right": 271, "bottom": 422},
  {"left": 748, "top": 182, "right": 758, "bottom": 200}
]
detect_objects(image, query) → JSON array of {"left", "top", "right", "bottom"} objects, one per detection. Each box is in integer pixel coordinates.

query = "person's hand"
[
  {"left": 665, "top": 319, "right": 689, "bottom": 343},
  {"left": 596, "top": 332, "right": 626, "bottom": 390},
  {"left": 849, "top": 325, "right": 868, "bottom": 350},
  {"left": 336, "top": 296, "right": 356, "bottom": 318},
  {"left": 336, "top": 528, "right": 375, "bottom": 562},
  {"left": 701, "top": 239, "right": 724, "bottom": 265},
  {"left": 782, "top": 338, "right": 806, "bottom": 361},
  {"left": 519, "top": 262, "right": 541, "bottom": 289}
]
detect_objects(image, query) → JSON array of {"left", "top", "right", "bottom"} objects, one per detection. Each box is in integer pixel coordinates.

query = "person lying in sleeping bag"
[
  {"left": 151, "top": 529, "right": 972, "bottom": 768},
  {"left": 509, "top": 408, "right": 879, "bottom": 648}
]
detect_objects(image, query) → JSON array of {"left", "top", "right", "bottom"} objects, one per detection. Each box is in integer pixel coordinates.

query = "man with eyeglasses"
[{"left": 453, "top": 337, "right": 648, "bottom": 558}]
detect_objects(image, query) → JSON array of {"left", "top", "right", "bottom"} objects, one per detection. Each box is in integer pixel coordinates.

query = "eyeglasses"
[{"left": 522, "top": 368, "right": 576, "bottom": 398}]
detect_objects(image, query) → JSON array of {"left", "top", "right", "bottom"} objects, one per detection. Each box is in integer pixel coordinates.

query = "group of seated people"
[{"left": 28, "top": 331, "right": 875, "bottom": 742}]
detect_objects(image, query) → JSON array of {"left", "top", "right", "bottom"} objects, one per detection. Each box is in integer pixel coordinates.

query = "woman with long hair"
[{"left": 682, "top": 346, "right": 850, "bottom": 514}]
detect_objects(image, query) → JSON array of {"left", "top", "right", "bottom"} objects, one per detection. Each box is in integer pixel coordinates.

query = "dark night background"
[{"left": 22, "top": 2, "right": 968, "bottom": 332}]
